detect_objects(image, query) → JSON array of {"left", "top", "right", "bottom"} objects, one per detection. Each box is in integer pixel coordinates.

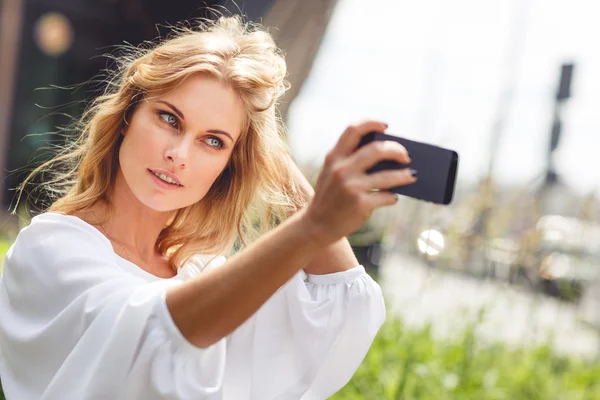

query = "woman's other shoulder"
[
  {"left": 3, "top": 212, "right": 117, "bottom": 284},
  {"left": 9, "top": 212, "right": 111, "bottom": 256},
  {"left": 177, "top": 253, "right": 227, "bottom": 280}
]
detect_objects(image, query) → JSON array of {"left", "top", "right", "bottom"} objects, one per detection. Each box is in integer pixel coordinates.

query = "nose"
[{"left": 164, "top": 137, "right": 192, "bottom": 168}]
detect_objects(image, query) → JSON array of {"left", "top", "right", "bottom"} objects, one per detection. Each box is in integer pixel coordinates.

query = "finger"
[
  {"left": 363, "top": 190, "right": 399, "bottom": 209},
  {"left": 361, "top": 168, "right": 417, "bottom": 190},
  {"left": 345, "top": 139, "right": 411, "bottom": 172},
  {"left": 333, "top": 120, "right": 388, "bottom": 158}
]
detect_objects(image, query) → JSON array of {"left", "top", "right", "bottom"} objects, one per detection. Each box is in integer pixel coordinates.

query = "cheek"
[
  {"left": 121, "top": 126, "right": 163, "bottom": 163},
  {"left": 192, "top": 161, "right": 227, "bottom": 184},
  {"left": 186, "top": 158, "right": 230, "bottom": 195}
]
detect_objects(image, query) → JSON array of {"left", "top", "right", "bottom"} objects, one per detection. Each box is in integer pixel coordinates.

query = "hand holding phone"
[
  {"left": 357, "top": 132, "right": 459, "bottom": 205},
  {"left": 303, "top": 121, "right": 417, "bottom": 245}
]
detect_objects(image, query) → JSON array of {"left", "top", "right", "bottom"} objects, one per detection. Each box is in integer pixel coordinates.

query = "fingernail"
[
  {"left": 383, "top": 123, "right": 389, "bottom": 129},
  {"left": 394, "top": 193, "right": 400, "bottom": 201},
  {"left": 410, "top": 169, "right": 418, "bottom": 177}
]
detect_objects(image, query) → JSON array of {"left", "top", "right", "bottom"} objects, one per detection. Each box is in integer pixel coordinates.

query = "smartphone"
[{"left": 357, "top": 132, "right": 459, "bottom": 205}]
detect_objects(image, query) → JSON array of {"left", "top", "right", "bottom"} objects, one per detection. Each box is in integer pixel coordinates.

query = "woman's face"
[{"left": 118, "top": 74, "right": 246, "bottom": 212}]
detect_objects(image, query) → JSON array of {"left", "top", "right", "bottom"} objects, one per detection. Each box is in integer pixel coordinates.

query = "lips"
[
  {"left": 148, "top": 168, "right": 183, "bottom": 186},
  {"left": 148, "top": 169, "right": 184, "bottom": 191}
]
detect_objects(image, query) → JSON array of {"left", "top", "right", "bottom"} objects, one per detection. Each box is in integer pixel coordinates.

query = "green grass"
[
  {"left": 0, "top": 240, "right": 10, "bottom": 264},
  {"left": 331, "top": 316, "right": 600, "bottom": 400},
  {"left": 0, "top": 241, "right": 9, "bottom": 255}
]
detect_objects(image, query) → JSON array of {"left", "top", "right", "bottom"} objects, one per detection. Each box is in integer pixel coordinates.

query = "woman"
[{"left": 0, "top": 16, "right": 416, "bottom": 399}]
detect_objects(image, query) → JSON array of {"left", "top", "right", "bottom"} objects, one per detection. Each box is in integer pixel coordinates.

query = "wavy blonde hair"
[{"left": 18, "top": 16, "right": 308, "bottom": 269}]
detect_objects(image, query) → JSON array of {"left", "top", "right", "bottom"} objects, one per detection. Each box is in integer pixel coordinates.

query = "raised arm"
[
  {"left": 286, "top": 153, "right": 362, "bottom": 275},
  {"left": 166, "top": 120, "right": 416, "bottom": 348}
]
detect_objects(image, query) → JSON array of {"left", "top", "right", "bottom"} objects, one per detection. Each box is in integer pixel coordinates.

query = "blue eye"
[
  {"left": 159, "top": 111, "right": 178, "bottom": 128},
  {"left": 205, "top": 137, "right": 225, "bottom": 149}
]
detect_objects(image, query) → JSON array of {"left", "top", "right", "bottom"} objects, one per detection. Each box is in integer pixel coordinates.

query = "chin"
[
  {"left": 125, "top": 175, "right": 203, "bottom": 213},
  {"left": 131, "top": 191, "right": 180, "bottom": 213},
  {"left": 138, "top": 191, "right": 203, "bottom": 214},
  {"left": 140, "top": 199, "right": 179, "bottom": 213}
]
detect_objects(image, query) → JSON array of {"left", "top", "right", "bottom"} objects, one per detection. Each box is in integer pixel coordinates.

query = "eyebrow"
[
  {"left": 207, "top": 129, "right": 235, "bottom": 143},
  {"left": 154, "top": 100, "right": 235, "bottom": 143},
  {"left": 155, "top": 100, "right": 185, "bottom": 120}
]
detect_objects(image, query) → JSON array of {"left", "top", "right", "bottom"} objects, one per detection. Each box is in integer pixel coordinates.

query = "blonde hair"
[{"left": 18, "top": 16, "right": 308, "bottom": 269}]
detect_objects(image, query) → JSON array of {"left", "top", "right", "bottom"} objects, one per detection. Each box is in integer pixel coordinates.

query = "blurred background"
[{"left": 2, "top": 0, "right": 600, "bottom": 398}]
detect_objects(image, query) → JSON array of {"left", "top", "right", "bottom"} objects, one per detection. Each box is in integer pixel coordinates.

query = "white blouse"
[{"left": 0, "top": 213, "right": 385, "bottom": 400}]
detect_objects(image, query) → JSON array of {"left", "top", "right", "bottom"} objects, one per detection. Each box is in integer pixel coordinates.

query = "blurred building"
[{"left": 0, "top": 0, "right": 338, "bottom": 212}]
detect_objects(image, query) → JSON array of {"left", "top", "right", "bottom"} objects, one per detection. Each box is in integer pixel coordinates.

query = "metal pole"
[{"left": 544, "top": 63, "right": 574, "bottom": 185}]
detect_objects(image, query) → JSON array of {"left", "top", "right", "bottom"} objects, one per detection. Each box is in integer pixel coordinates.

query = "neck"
[{"left": 94, "top": 170, "right": 174, "bottom": 264}]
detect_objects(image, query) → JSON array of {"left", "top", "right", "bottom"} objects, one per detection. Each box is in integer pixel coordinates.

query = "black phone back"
[{"left": 357, "top": 132, "right": 459, "bottom": 205}]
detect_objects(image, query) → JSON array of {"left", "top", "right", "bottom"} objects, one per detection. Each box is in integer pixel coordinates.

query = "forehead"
[{"left": 149, "top": 74, "right": 247, "bottom": 142}]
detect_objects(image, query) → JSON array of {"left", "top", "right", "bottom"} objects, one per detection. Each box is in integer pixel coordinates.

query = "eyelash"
[
  {"left": 157, "top": 110, "right": 226, "bottom": 150},
  {"left": 158, "top": 110, "right": 180, "bottom": 129}
]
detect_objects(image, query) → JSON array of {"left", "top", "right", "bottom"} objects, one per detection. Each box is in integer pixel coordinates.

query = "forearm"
[
  {"left": 165, "top": 209, "right": 323, "bottom": 348},
  {"left": 303, "top": 237, "right": 359, "bottom": 275},
  {"left": 290, "top": 162, "right": 359, "bottom": 275}
]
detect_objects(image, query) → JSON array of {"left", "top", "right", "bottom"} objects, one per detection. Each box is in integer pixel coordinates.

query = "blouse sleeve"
[
  {"left": 226, "top": 264, "right": 386, "bottom": 400},
  {"left": 0, "top": 215, "right": 226, "bottom": 400}
]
